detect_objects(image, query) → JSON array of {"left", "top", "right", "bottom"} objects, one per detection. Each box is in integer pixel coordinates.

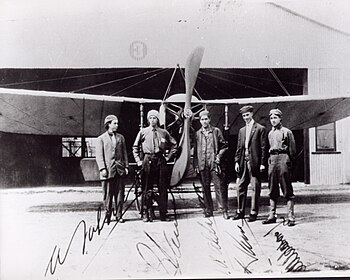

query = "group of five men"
[{"left": 95, "top": 105, "right": 296, "bottom": 227}]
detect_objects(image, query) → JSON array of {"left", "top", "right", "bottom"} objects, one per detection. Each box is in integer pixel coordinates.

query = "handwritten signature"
[
  {"left": 274, "top": 231, "right": 306, "bottom": 272},
  {"left": 136, "top": 192, "right": 182, "bottom": 276},
  {"left": 198, "top": 217, "right": 231, "bottom": 275},
  {"left": 45, "top": 190, "right": 138, "bottom": 277},
  {"left": 44, "top": 205, "right": 108, "bottom": 276},
  {"left": 226, "top": 219, "right": 259, "bottom": 274}
]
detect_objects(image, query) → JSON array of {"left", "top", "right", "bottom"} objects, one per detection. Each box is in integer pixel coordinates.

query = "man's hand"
[
  {"left": 235, "top": 162, "right": 240, "bottom": 173},
  {"left": 137, "top": 161, "right": 143, "bottom": 167},
  {"left": 195, "top": 167, "right": 199, "bottom": 174},
  {"left": 125, "top": 168, "right": 129, "bottom": 175},
  {"left": 260, "top": 164, "right": 265, "bottom": 172},
  {"left": 100, "top": 169, "right": 108, "bottom": 178}
]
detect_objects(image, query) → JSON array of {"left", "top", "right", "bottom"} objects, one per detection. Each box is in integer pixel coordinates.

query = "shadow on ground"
[{"left": 28, "top": 190, "right": 350, "bottom": 215}]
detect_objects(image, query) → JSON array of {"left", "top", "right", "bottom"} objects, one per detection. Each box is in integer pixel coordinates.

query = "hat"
[
  {"left": 269, "top": 109, "right": 282, "bottom": 117},
  {"left": 147, "top": 109, "right": 159, "bottom": 119},
  {"left": 199, "top": 110, "right": 210, "bottom": 118},
  {"left": 239, "top": 105, "right": 254, "bottom": 114},
  {"left": 104, "top": 115, "right": 118, "bottom": 125}
]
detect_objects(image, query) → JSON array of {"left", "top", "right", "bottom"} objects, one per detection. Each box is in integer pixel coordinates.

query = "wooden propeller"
[{"left": 170, "top": 46, "right": 204, "bottom": 187}]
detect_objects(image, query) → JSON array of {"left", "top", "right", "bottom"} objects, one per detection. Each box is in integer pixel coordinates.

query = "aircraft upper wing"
[
  {"left": 203, "top": 95, "right": 350, "bottom": 134},
  {"left": 0, "top": 87, "right": 160, "bottom": 136},
  {"left": 1, "top": 87, "right": 349, "bottom": 136}
]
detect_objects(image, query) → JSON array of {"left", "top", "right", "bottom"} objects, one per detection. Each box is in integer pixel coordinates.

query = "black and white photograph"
[{"left": 1, "top": 0, "right": 350, "bottom": 279}]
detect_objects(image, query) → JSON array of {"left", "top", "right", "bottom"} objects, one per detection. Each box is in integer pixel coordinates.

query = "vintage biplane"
[{"left": 1, "top": 47, "right": 350, "bottom": 188}]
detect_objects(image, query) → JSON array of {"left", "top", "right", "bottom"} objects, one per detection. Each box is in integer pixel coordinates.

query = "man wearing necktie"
[
  {"left": 233, "top": 105, "right": 267, "bottom": 222},
  {"left": 95, "top": 115, "right": 129, "bottom": 224},
  {"left": 133, "top": 110, "right": 177, "bottom": 222}
]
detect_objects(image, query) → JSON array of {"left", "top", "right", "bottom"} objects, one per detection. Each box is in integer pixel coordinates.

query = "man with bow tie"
[
  {"left": 96, "top": 115, "right": 129, "bottom": 224},
  {"left": 133, "top": 110, "right": 177, "bottom": 222},
  {"left": 233, "top": 105, "right": 267, "bottom": 222}
]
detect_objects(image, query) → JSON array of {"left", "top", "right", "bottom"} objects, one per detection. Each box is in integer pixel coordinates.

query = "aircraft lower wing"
[{"left": 1, "top": 87, "right": 349, "bottom": 136}]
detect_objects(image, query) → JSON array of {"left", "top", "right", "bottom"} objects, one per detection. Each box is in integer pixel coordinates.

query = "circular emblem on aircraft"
[
  {"left": 183, "top": 108, "right": 193, "bottom": 119},
  {"left": 129, "top": 41, "right": 147, "bottom": 60}
]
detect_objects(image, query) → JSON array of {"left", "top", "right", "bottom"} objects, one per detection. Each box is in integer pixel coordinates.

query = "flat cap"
[
  {"left": 104, "top": 115, "right": 118, "bottom": 125},
  {"left": 269, "top": 108, "right": 282, "bottom": 117},
  {"left": 199, "top": 110, "right": 210, "bottom": 118},
  {"left": 239, "top": 105, "right": 254, "bottom": 114},
  {"left": 147, "top": 109, "right": 159, "bottom": 119}
]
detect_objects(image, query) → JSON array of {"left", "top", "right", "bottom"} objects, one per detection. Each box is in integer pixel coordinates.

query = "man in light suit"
[
  {"left": 96, "top": 115, "right": 129, "bottom": 224},
  {"left": 233, "top": 105, "right": 267, "bottom": 222}
]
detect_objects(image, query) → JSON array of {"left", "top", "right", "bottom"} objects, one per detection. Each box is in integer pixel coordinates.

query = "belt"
[
  {"left": 270, "top": 150, "right": 288, "bottom": 155},
  {"left": 144, "top": 152, "right": 162, "bottom": 156}
]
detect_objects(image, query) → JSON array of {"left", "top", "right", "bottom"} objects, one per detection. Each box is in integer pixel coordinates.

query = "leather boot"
[
  {"left": 262, "top": 199, "right": 277, "bottom": 224},
  {"left": 143, "top": 209, "right": 150, "bottom": 222},
  {"left": 287, "top": 200, "right": 295, "bottom": 226}
]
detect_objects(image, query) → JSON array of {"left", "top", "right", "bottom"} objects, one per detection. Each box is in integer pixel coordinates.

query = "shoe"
[
  {"left": 262, "top": 217, "right": 277, "bottom": 224},
  {"left": 117, "top": 218, "right": 125, "bottom": 223},
  {"left": 223, "top": 211, "right": 229, "bottom": 220},
  {"left": 204, "top": 211, "right": 213, "bottom": 218},
  {"left": 232, "top": 213, "right": 244, "bottom": 220},
  {"left": 143, "top": 210, "right": 151, "bottom": 222},
  {"left": 287, "top": 220, "right": 295, "bottom": 227},
  {"left": 148, "top": 210, "right": 153, "bottom": 222},
  {"left": 105, "top": 212, "right": 111, "bottom": 225},
  {"left": 150, "top": 209, "right": 157, "bottom": 220},
  {"left": 248, "top": 214, "right": 257, "bottom": 222}
]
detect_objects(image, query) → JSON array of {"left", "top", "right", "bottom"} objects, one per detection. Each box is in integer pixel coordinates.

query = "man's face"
[
  {"left": 200, "top": 115, "right": 210, "bottom": 128},
  {"left": 148, "top": 116, "right": 158, "bottom": 127},
  {"left": 242, "top": 111, "right": 253, "bottom": 124},
  {"left": 270, "top": 114, "right": 281, "bottom": 127},
  {"left": 108, "top": 119, "right": 119, "bottom": 132}
]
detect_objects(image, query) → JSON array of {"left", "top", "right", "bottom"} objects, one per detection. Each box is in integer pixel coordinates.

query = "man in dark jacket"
[
  {"left": 95, "top": 115, "right": 129, "bottom": 224},
  {"left": 233, "top": 105, "right": 267, "bottom": 222},
  {"left": 194, "top": 110, "right": 229, "bottom": 219}
]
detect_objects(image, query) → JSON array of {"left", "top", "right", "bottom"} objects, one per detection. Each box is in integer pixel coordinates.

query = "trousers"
[
  {"left": 199, "top": 166, "right": 228, "bottom": 214},
  {"left": 236, "top": 159, "right": 261, "bottom": 215},
  {"left": 101, "top": 176, "right": 125, "bottom": 219},
  {"left": 268, "top": 154, "right": 295, "bottom": 200},
  {"left": 141, "top": 153, "right": 168, "bottom": 217}
]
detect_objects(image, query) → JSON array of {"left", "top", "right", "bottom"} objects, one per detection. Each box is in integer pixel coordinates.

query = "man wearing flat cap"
[
  {"left": 262, "top": 108, "right": 296, "bottom": 226},
  {"left": 233, "top": 105, "right": 267, "bottom": 222},
  {"left": 96, "top": 115, "right": 129, "bottom": 224},
  {"left": 194, "top": 110, "right": 229, "bottom": 219},
  {"left": 133, "top": 109, "right": 177, "bottom": 222}
]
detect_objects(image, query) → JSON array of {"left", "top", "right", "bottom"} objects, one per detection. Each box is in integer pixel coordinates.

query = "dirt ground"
[{"left": 1, "top": 182, "right": 350, "bottom": 279}]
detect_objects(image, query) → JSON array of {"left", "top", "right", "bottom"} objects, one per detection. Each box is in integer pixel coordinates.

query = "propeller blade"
[
  {"left": 170, "top": 47, "right": 204, "bottom": 187},
  {"left": 185, "top": 47, "right": 204, "bottom": 109},
  {"left": 159, "top": 103, "right": 166, "bottom": 126}
]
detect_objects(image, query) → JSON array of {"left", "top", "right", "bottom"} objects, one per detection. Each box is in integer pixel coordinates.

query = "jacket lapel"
[{"left": 248, "top": 123, "right": 257, "bottom": 146}]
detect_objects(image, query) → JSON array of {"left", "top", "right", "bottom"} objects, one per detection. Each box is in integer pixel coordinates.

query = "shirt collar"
[
  {"left": 246, "top": 119, "right": 254, "bottom": 127},
  {"left": 273, "top": 123, "right": 283, "bottom": 130},
  {"left": 201, "top": 125, "right": 213, "bottom": 133}
]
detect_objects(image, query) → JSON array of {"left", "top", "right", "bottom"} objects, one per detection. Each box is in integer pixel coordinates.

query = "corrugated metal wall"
[{"left": 308, "top": 68, "right": 350, "bottom": 184}]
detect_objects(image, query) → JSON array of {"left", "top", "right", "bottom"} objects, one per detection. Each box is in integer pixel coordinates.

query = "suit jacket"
[
  {"left": 95, "top": 131, "right": 129, "bottom": 180},
  {"left": 234, "top": 121, "right": 267, "bottom": 177},
  {"left": 194, "top": 126, "right": 228, "bottom": 172}
]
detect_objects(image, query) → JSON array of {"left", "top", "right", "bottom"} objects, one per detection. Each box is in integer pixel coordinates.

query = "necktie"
[
  {"left": 112, "top": 133, "right": 117, "bottom": 147},
  {"left": 152, "top": 128, "right": 159, "bottom": 153},
  {"left": 245, "top": 123, "right": 251, "bottom": 149}
]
